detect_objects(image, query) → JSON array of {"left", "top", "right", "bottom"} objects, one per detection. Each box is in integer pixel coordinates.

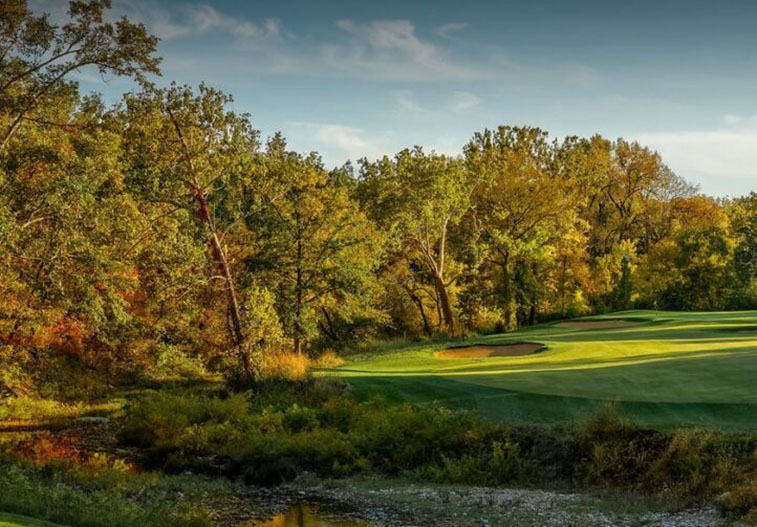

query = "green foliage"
[
  {"left": 118, "top": 388, "right": 757, "bottom": 519},
  {"left": 118, "top": 391, "right": 250, "bottom": 450},
  {"left": 0, "top": 397, "right": 85, "bottom": 422},
  {"left": 0, "top": 458, "right": 210, "bottom": 527},
  {"left": 246, "top": 136, "right": 383, "bottom": 354},
  {"left": 2, "top": 0, "right": 757, "bottom": 405}
]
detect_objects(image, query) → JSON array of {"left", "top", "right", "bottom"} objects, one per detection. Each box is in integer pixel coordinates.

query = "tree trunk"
[
  {"left": 403, "top": 284, "right": 432, "bottom": 337},
  {"left": 529, "top": 261, "right": 538, "bottom": 326},
  {"left": 294, "top": 234, "right": 304, "bottom": 354},
  {"left": 434, "top": 273, "right": 455, "bottom": 335},
  {"left": 197, "top": 190, "right": 256, "bottom": 382},
  {"left": 318, "top": 307, "right": 338, "bottom": 341},
  {"left": 501, "top": 252, "right": 513, "bottom": 330},
  {"left": 169, "top": 110, "right": 257, "bottom": 383},
  {"left": 559, "top": 255, "right": 568, "bottom": 317}
]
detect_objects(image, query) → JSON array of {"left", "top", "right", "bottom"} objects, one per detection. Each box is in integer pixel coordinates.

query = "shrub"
[
  {"left": 0, "top": 458, "right": 210, "bottom": 527},
  {"left": 152, "top": 344, "right": 209, "bottom": 380},
  {"left": 313, "top": 350, "right": 344, "bottom": 368},
  {"left": 118, "top": 387, "right": 757, "bottom": 522},
  {"left": 718, "top": 482, "right": 757, "bottom": 521},
  {"left": 260, "top": 351, "right": 311, "bottom": 381},
  {"left": 118, "top": 391, "right": 251, "bottom": 450}
]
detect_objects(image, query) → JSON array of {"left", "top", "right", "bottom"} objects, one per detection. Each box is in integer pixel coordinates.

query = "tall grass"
[
  {"left": 0, "top": 457, "right": 211, "bottom": 527},
  {"left": 118, "top": 386, "right": 757, "bottom": 519}
]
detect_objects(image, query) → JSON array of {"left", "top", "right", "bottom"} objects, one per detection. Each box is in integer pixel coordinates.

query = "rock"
[
  {"left": 75, "top": 416, "right": 110, "bottom": 424},
  {"left": 714, "top": 491, "right": 731, "bottom": 505}
]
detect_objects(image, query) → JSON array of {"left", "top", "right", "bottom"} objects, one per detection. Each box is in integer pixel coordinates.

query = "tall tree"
[
  {"left": 0, "top": 0, "right": 160, "bottom": 151},
  {"left": 466, "top": 126, "right": 572, "bottom": 329},
  {"left": 247, "top": 135, "right": 381, "bottom": 354},
  {"left": 119, "top": 84, "right": 261, "bottom": 381},
  {"left": 359, "top": 149, "right": 474, "bottom": 334},
  {"left": 0, "top": 94, "right": 145, "bottom": 361}
]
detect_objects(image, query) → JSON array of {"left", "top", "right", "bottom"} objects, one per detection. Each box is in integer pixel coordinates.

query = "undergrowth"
[
  {"left": 0, "top": 455, "right": 212, "bottom": 527},
  {"left": 118, "top": 383, "right": 757, "bottom": 521}
]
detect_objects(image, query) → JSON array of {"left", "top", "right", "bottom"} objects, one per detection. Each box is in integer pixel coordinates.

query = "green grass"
[
  {"left": 0, "top": 513, "right": 60, "bottom": 527},
  {"left": 331, "top": 310, "right": 757, "bottom": 430}
]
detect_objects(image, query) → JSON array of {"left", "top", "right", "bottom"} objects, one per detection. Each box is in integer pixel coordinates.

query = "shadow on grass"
[{"left": 347, "top": 374, "right": 757, "bottom": 431}]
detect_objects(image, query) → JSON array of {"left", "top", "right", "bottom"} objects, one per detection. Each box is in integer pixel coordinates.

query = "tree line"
[{"left": 2, "top": 1, "right": 756, "bottom": 385}]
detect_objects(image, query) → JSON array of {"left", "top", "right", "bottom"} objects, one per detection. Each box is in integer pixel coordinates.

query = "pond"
[{"left": 239, "top": 503, "right": 370, "bottom": 527}]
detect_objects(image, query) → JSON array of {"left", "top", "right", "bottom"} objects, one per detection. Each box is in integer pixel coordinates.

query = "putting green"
[
  {"left": 331, "top": 311, "right": 757, "bottom": 430},
  {"left": 0, "top": 513, "right": 61, "bottom": 527}
]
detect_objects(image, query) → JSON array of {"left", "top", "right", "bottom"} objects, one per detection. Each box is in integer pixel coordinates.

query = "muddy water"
[{"left": 239, "top": 503, "right": 370, "bottom": 527}]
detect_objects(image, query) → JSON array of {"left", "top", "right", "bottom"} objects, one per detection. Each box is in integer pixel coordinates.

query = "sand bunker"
[
  {"left": 555, "top": 320, "right": 641, "bottom": 330},
  {"left": 437, "top": 342, "right": 544, "bottom": 359}
]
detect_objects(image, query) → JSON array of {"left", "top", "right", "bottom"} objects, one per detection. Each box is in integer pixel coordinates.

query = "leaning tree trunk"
[
  {"left": 433, "top": 273, "right": 455, "bottom": 335},
  {"left": 195, "top": 188, "right": 257, "bottom": 382},
  {"left": 403, "top": 284, "right": 432, "bottom": 337},
  {"left": 169, "top": 110, "right": 257, "bottom": 383}
]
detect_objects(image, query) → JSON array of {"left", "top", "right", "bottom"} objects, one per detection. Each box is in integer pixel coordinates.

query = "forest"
[
  {"left": 2, "top": 2, "right": 757, "bottom": 526},
  {"left": 2, "top": 0, "right": 757, "bottom": 392}
]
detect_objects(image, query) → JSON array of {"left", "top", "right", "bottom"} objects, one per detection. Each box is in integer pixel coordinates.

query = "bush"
[
  {"left": 118, "top": 387, "right": 757, "bottom": 521},
  {"left": 718, "top": 482, "right": 757, "bottom": 522},
  {"left": 0, "top": 458, "right": 210, "bottom": 527},
  {"left": 152, "top": 344, "right": 209, "bottom": 380},
  {"left": 118, "top": 391, "right": 251, "bottom": 450}
]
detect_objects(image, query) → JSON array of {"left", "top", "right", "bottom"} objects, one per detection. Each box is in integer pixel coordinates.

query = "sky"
[{"left": 33, "top": 0, "right": 757, "bottom": 196}]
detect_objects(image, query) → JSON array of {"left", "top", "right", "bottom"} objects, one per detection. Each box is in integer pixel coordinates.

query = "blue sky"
[{"left": 36, "top": 0, "right": 757, "bottom": 196}]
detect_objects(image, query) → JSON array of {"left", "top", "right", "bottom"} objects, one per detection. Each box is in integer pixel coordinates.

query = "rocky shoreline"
[{"left": 207, "top": 475, "right": 732, "bottom": 527}]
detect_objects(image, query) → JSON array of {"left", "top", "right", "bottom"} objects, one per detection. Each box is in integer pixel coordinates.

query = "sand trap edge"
[
  {"left": 554, "top": 320, "right": 643, "bottom": 330},
  {"left": 436, "top": 342, "right": 545, "bottom": 359}
]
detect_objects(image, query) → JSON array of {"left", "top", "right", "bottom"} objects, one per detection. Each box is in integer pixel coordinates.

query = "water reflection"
[{"left": 239, "top": 503, "right": 369, "bottom": 527}]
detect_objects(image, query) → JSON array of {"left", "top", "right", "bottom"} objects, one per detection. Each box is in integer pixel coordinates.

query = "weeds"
[
  {"left": 0, "top": 456, "right": 212, "bottom": 527},
  {"left": 116, "top": 385, "right": 757, "bottom": 521}
]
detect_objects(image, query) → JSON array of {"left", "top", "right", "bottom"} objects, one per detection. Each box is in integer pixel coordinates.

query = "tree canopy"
[{"left": 1, "top": 0, "right": 756, "bottom": 391}]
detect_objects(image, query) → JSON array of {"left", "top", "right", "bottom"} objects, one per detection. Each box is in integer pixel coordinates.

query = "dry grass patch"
[
  {"left": 555, "top": 320, "right": 642, "bottom": 330},
  {"left": 437, "top": 343, "right": 544, "bottom": 359}
]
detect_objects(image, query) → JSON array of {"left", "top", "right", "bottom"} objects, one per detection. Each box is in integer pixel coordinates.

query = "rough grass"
[
  {"left": 0, "top": 397, "right": 120, "bottom": 423},
  {"left": 0, "top": 513, "right": 61, "bottom": 527},
  {"left": 117, "top": 387, "right": 757, "bottom": 520},
  {"left": 332, "top": 310, "right": 757, "bottom": 430},
  {"left": 0, "top": 456, "right": 213, "bottom": 527}
]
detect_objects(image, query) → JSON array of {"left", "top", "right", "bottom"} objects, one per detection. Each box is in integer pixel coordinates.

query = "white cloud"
[
  {"left": 184, "top": 4, "right": 281, "bottom": 42},
  {"left": 105, "top": 1, "right": 282, "bottom": 44},
  {"left": 636, "top": 115, "right": 757, "bottom": 192},
  {"left": 394, "top": 90, "right": 425, "bottom": 113},
  {"left": 323, "top": 19, "right": 483, "bottom": 81},
  {"left": 561, "top": 63, "right": 601, "bottom": 88},
  {"left": 722, "top": 114, "right": 757, "bottom": 132},
  {"left": 336, "top": 19, "right": 436, "bottom": 62},
  {"left": 287, "top": 122, "right": 465, "bottom": 167},
  {"left": 450, "top": 91, "right": 481, "bottom": 113},
  {"left": 434, "top": 23, "right": 470, "bottom": 38},
  {"left": 289, "top": 122, "right": 397, "bottom": 164},
  {"left": 111, "top": 1, "right": 188, "bottom": 40},
  {"left": 30, "top": 1, "right": 602, "bottom": 90}
]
